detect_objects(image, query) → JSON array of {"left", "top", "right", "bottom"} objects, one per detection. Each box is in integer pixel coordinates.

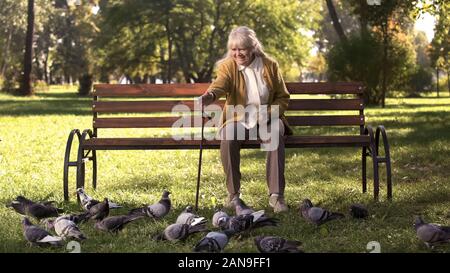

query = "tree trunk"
[
  {"left": 326, "top": 0, "right": 347, "bottom": 43},
  {"left": 447, "top": 69, "right": 449, "bottom": 96},
  {"left": 358, "top": 0, "right": 369, "bottom": 37},
  {"left": 436, "top": 67, "right": 439, "bottom": 97},
  {"left": 165, "top": 17, "right": 173, "bottom": 84},
  {"left": 19, "top": 0, "right": 35, "bottom": 96},
  {"left": 1, "top": 28, "right": 14, "bottom": 78},
  {"left": 43, "top": 50, "right": 49, "bottom": 84},
  {"left": 381, "top": 22, "right": 388, "bottom": 108}
]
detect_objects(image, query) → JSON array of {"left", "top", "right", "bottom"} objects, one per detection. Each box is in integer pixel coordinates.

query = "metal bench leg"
[
  {"left": 75, "top": 129, "right": 95, "bottom": 204},
  {"left": 92, "top": 150, "right": 97, "bottom": 190},
  {"left": 76, "top": 145, "right": 85, "bottom": 204},
  {"left": 63, "top": 129, "right": 81, "bottom": 202},
  {"left": 376, "top": 125, "right": 392, "bottom": 200},
  {"left": 364, "top": 125, "right": 379, "bottom": 200},
  {"left": 362, "top": 146, "right": 367, "bottom": 193}
]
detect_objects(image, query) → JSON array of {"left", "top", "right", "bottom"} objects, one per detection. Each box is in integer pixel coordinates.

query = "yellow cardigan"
[{"left": 207, "top": 56, "right": 293, "bottom": 135}]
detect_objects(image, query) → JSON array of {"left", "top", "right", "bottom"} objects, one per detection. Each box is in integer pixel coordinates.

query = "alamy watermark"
[{"left": 171, "top": 101, "right": 281, "bottom": 151}]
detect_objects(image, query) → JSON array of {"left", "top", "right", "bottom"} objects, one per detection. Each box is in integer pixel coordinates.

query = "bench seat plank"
[{"left": 82, "top": 135, "right": 370, "bottom": 150}]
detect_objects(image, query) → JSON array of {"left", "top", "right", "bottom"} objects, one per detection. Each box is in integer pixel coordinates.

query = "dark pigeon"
[
  {"left": 42, "top": 216, "right": 87, "bottom": 241},
  {"left": 9, "top": 196, "right": 62, "bottom": 220},
  {"left": 350, "top": 204, "right": 369, "bottom": 219},
  {"left": 414, "top": 216, "right": 450, "bottom": 248},
  {"left": 255, "top": 236, "right": 303, "bottom": 253},
  {"left": 219, "top": 211, "right": 279, "bottom": 233},
  {"left": 94, "top": 214, "right": 143, "bottom": 233},
  {"left": 76, "top": 188, "right": 122, "bottom": 211},
  {"left": 176, "top": 206, "right": 207, "bottom": 226},
  {"left": 154, "top": 223, "right": 208, "bottom": 241},
  {"left": 128, "top": 190, "right": 171, "bottom": 219},
  {"left": 299, "top": 199, "right": 345, "bottom": 225},
  {"left": 22, "top": 217, "right": 63, "bottom": 247},
  {"left": 86, "top": 198, "right": 109, "bottom": 221},
  {"left": 194, "top": 230, "right": 236, "bottom": 253}
]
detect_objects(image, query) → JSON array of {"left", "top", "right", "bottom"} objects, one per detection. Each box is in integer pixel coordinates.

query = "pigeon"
[
  {"left": 8, "top": 196, "right": 62, "bottom": 220},
  {"left": 154, "top": 223, "right": 208, "bottom": 241},
  {"left": 212, "top": 208, "right": 230, "bottom": 228},
  {"left": 350, "top": 204, "right": 369, "bottom": 219},
  {"left": 255, "top": 236, "right": 303, "bottom": 253},
  {"left": 218, "top": 211, "right": 279, "bottom": 233},
  {"left": 22, "top": 217, "right": 63, "bottom": 247},
  {"left": 42, "top": 216, "right": 87, "bottom": 241},
  {"left": 193, "top": 230, "right": 236, "bottom": 253},
  {"left": 414, "top": 216, "right": 450, "bottom": 248},
  {"left": 86, "top": 198, "right": 109, "bottom": 221},
  {"left": 175, "top": 206, "right": 207, "bottom": 226},
  {"left": 299, "top": 199, "right": 345, "bottom": 225},
  {"left": 60, "top": 212, "right": 90, "bottom": 225},
  {"left": 76, "top": 188, "right": 122, "bottom": 211},
  {"left": 234, "top": 198, "right": 255, "bottom": 216},
  {"left": 128, "top": 190, "right": 171, "bottom": 219},
  {"left": 94, "top": 214, "right": 144, "bottom": 233}
]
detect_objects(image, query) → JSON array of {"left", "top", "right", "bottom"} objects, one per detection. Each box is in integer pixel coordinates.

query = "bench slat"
[
  {"left": 93, "top": 82, "right": 363, "bottom": 97},
  {"left": 82, "top": 135, "right": 370, "bottom": 150},
  {"left": 287, "top": 115, "right": 364, "bottom": 126},
  {"left": 93, "top": 83, "right": 209, "bottom": 97},
  {"left": 289, "top": 99, "right": 364, "bottom": 110},
  {"left": 93, "top": 99, "right": 364, "bottom": 113},
  {"left": 93, "top": 115, "right": 365, "bottom": 128},
  {"left": 286, "top": 82, "right": 363, "bottom": 94}
]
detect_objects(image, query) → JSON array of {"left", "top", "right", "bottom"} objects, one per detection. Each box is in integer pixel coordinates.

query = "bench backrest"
[{"left": 91, "top": 82, "right": 365, "bottom": 137}]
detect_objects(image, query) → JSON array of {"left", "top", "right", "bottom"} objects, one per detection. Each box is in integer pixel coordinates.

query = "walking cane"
[{"left": 194, "top": 103, "right": 205, "bottom": 211}]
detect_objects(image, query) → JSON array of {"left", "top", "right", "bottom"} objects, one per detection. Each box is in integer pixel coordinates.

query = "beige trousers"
[{"left": 219, "top": 119, "right": 286, "bottom": 197}]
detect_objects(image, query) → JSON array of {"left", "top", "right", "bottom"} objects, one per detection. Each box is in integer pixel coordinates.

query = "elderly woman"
[{"left": 200, "top": 26, "right": 292, "bottom": 213}]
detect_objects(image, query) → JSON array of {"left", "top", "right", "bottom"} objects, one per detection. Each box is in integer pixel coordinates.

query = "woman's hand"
[{"left": 198, "top": 91, "right": 215, "bottom": 106}]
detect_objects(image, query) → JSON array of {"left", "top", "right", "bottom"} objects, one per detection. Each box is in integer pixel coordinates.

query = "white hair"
[{"left": 217, "top": 26, "right": 267, "bottom": 65}]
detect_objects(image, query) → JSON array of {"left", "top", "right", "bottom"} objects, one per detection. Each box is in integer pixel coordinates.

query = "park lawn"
[{"left": 0, "top": 87, "right": 450, "bottom": 253}]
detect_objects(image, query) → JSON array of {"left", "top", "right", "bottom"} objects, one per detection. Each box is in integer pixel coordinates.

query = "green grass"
[{"left": 1, "top": 87, "right": 450, "bottom": 253}]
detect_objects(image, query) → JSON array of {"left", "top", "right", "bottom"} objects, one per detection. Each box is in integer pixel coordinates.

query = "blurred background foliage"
[{"left": 0, "top": 0, "right": 449, "bottom": 105}]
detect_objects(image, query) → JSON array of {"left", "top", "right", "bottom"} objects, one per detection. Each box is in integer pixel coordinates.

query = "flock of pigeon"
[{"left": 6, "top": 189, "right": 450, "bottom": 252}]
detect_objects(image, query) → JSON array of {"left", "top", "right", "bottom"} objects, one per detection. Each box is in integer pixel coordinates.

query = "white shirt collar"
[{"left": 238, "top": 56, "right": 261, "bottom": 71}]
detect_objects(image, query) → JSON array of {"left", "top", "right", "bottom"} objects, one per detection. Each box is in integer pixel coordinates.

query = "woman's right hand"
[{"left": 198, "top": 91, "right": 215, "bottom": 106}]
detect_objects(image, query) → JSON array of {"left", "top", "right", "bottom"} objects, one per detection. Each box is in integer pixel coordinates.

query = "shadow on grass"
[{"left": 0, "top": 91, "right": 91, "bottom": 116}]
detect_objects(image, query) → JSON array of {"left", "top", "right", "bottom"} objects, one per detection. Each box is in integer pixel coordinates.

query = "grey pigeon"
[
  {"left": 194, "top": 230, "right": 236, "bottom": 253},
  {"left": 9, "top": 196, "right": 62, "bottom": 220},
  {"left": 219, "top": 211, "right": 279, "bottom": 233},
  {"left": 155, "top": 223, "right": 208, "bottom": 241},
  {"left": 255, "top": 236, "right": 303, "bottom": 253},
  {"left": 234, "top": 198, "right": 255, "bottom": 216},
  {"left": 128, "top": 190, "right": 171, "bottom": 219},
  {"left": 299, "top": 199, "right": 345, "bottom": 225},
  {"left": 176, "top": 205, "right": 207, "bottom": 226},
  {"left": 86, "top": 198, "right": 109, "bottom": 221},
  {"left": 212, "top": 208, "right": 229, "bottom": 228},
  {"left": 94, "top": 214, "right": 144, "bottom": 233},
  {"left": 76, "top": 188, "right": 122, "bottom": 211},
  {"left": 42, "top": 216, "right": 87, "bottom": 241},
  {"left": 22, "top": 217, "right": 63, "bottom": 247},
  {"left": 350, "top": 204, "right": 369, "bottom": 219},
  {"left": 414, "top": 216, "right": 450, "bottom": 248}
]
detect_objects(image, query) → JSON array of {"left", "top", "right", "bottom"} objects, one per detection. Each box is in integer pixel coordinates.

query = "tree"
[
  {"left": 0, "top": 0, "right": 27, "bottom": 92},
  {"left": 96, "top": 0, "right": 320, "bottom": 83},
  {"left": 428, "top": 1, "right": 450, "bottom": 95},
  {"left": 19, "top": 0, "right": 35, "bottom": 96}
]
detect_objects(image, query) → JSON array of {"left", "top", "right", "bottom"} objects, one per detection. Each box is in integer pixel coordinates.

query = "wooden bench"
[{"left": 63, "top": 82, "right": 392, "bottom": 202}]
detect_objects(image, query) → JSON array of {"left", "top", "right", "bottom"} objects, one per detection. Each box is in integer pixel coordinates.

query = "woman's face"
[{"left": 231, "top": 46, "right": 254, "bottom": 67}]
